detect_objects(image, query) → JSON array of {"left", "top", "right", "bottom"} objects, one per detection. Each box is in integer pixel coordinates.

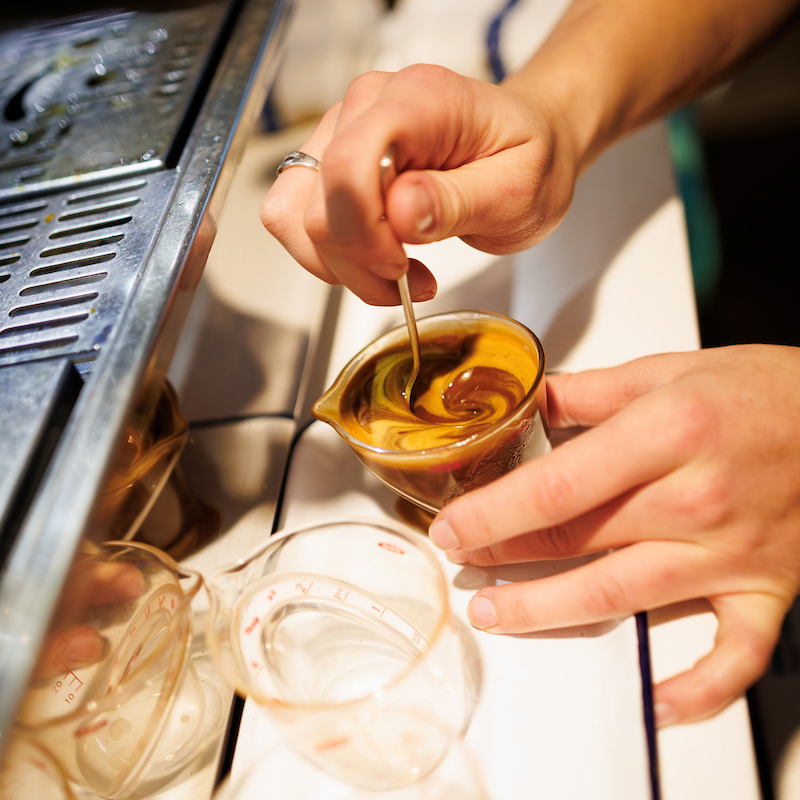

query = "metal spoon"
[
  {"left": 380, "top": 147, "right": 422, "bottom": 404},
  {"left": 397, "top": 271, "right": 421, "bottom": 403}
]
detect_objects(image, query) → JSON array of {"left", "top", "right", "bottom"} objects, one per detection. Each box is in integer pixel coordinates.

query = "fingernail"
[
  {"left": 412, "top": 185, "right": 435, "bottom": 234},
  {"left": 654, "top": 702, "right": 678, "bottom": 728},
  {"left": 468, "top": 595, "right": 498, "bottom": 630},
  {"left": 429, "top": 519, "right": 458, "bottom": 551},
  {"left": 416, "top": 284, "right": 437, "bottom": 302}
]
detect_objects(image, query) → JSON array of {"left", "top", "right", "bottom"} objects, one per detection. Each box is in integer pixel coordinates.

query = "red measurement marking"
[
  {"left": 65, "top": 671, "right": 82, "bottom": 689},
  {"left": 411, "top": 632, "right": 421, "bottom": 644},
  {"left": 50, "top": 656, "right": 67, "bottom": 674},
  {"left": 371, "top": 605, "right": 385, "bottom": 618},
  {"left": 50, "top": 634, "right": 71, "bottom": 658},
  {"left": 378, "top": 542, "right": 404, "bottom": 554},
  {"left": 52, "top": 669, "right": 83, "bottom": 699},
  {"left": 159, "top": 595, "right": 166, "bottom": 607},
  {"left": 267, "top": 589, "right": 276, "bottom": 601},
  {"left": 244, "top": 616, "right": 260, "bottom": 635},
  {"left": 74, "top": 719, "right": 108, "bottom": 739},
  {"left": 171, "top": 598, "right": 175, "bottom": 610},
  {"left": 296, "top": 582, "right": 313, "bottom": 595},
  {"left": 333, "top": 587, "right": 349, "bottom": 602},
  {"left": 314, "top": 736, "right": 351, "bottom": 752},
  {"left": 145, "top": 604, "right": 151, "bottom": 618}
]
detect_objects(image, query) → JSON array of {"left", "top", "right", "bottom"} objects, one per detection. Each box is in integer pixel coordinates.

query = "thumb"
[
  {"left": 385, "top": 147, "right": 566, "bottom": 253},
  {"left": 545, "top": 351, "right": 706, "bottom": 429}
]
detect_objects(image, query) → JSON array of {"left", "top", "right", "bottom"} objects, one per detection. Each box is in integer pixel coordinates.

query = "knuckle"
[
  {"left": 683, "top": 670, "right": 730, "bottom": 717},
  {"left": 531, "top": 468, "right": 576, "bottom": 520},
  {"left": 583, "top": 571, "right": 629, "bottom": 618},
  {"left": 259, "top": 193, "right": 285, "bottom": 235},
  {"left": 671, "top": 468, "right": 734, "bottom": 530},
  {"left": 443, "top": 175, "right": 472, "bottom": 234},
  {"left": 341, "top": 72, "right": 385, "bottom": 104},
  {"left": 397, "top": 63, "right": 453, "bottom": 88},
  {"left": 656, "top": 390, "right": 717, "bottom": 458},
  {"left": 536, "top": 523, "right": 579, "bottom": 559},
  {"left": 320, "top": 141, "right": 354, "bottom": 177},
  {"left": 736, "top": 628, "right": 774, "bottom": 681},
  {"left": 302, "top": 203, "right": 330, "bottom": 246},
  {"left": 504, "top": 589, "right": 537, "bottom": 632},
  {"left": 462, "top": 546, "right": 502, "bottom": 567}
]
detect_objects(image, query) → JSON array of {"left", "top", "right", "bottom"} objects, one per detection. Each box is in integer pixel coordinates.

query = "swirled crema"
[{"left": 334, "top": 324, "right": 539, "bottom": 451}]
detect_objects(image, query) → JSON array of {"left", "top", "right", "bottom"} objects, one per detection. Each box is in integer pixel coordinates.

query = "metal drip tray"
[
  {"left": 0, "top": 174, "right": 174, "bottom": 365},
  {"left": 0, "top": 0, "right": 291, "bottom": 754},
  {"left": 0, "top": 4, "right": 227, "bottom": 199}
]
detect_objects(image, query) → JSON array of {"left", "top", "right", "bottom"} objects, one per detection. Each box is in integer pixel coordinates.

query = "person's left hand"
[{"left": 427, "top": 344, "right": 800, "bottom": 726}]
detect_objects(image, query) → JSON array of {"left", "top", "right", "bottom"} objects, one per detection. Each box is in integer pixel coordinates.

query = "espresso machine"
[{"left": 0, "top": 0, "right": 290, "bottom": 779}]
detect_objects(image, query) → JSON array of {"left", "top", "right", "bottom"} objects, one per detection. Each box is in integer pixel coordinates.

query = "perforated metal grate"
[{"left": 0, "top": 172, "right": 175, "bottom": 366}]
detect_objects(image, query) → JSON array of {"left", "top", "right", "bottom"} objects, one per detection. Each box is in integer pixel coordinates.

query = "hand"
[
  {"left": 428, "top": 344, "right": 800, "bottom": 726},
  {"left": 33, "top": 558, "right": 146, "bottom": 679},
  {"left": 260, "top": 64, "right": 579, "bottom": 305}
]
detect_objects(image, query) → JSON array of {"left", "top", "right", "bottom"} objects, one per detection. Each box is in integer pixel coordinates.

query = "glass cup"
[
  {"left": 87, "top": 380, "right": 189, "bottom": 542},
  {"left": 313, "top": 310, "right": 550, "bottom": 513},
  {"left": 206, "top": 518, "right": 481, "bottom": 791},
  {"left": 15, "top": 541, "right": 211, "bottom": 799},
  {"left": 213, "top": 736, "right": 487, "bottom": 800}
]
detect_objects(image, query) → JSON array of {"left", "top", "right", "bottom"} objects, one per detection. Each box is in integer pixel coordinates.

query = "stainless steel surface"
[
  {"left": 0, "top": 359, "right": 79, "bottom": 533},
  {"left": 0, "top": 3, "right": 230, "bottom": 201},
  {"left": 0, "top": 174, "right": 176, "bottom": 365},
  {"left": 0, "top": 0, "right": 292, "bottom": 754}
]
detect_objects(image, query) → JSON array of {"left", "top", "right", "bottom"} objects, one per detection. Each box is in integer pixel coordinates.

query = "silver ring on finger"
[{"left": 276, "top": 150, "right": 321, "bottom": 176}]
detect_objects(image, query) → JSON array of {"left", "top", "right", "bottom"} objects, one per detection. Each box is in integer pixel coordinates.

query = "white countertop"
[
  {"left": 187, "top": 112, "right": 760, "bottom": 799},
  {"left": 165, "top": 0, "right": 763, "bottom": 795}
]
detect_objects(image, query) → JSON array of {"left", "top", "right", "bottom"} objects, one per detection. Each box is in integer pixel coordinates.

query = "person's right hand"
[
  {"left": 260, "top": 64, "right": 581, "bottom": 305},
  {"left": 427, "top": 344, "right": 800, "bottom": 725}
]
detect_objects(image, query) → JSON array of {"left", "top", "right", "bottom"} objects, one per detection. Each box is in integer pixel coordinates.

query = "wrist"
[{"left": 500, "top": 58, "right": 612, "bottom": 177}]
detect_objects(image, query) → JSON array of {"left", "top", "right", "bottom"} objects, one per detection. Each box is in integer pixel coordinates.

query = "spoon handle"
[{"left": 398, "top": 272, "right": 421, "bottom": 401}]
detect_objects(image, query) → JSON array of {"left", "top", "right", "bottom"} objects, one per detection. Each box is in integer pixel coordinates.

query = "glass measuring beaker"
[
  {"left": 15, "top": 541, "right": 205, "bottom": 799},
  {"left": 87, "top": 380, "right": 189, "bottom": 543},
  {"left": 313, "top": 310, "right": 550, "bottom": 513},
  {"left": 213, "top": 735, "right": 487, "bottom": 800},
  {"left": 206, "top": 518, "right": 481, "bottom": 791}
]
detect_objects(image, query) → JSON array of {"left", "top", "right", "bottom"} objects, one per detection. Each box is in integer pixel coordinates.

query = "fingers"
[
  {"left": 262, "top": 73, "right": 440, "bottom": 304},
  {"left": 544, "top": 353, "right": 700, "bottom": 429},
  {"left": 461, "top": 542, "right": 785, "bottom": 725},
  {"left": 653, "top": 592, "right": 783, "bottom": 726},
  {"left": 464, "top": 540, "right": 712, "bottom": 633},
  {"left": 261, "top": 103, "right": 341, "bottom": 285},
  {"left": 34, "top": 626, "right": 108, "bottom": 678},
  {"left": 384, "top": 141, "right": 564, "bottom": 253},
  {"left": 429, "top": 383, "right": 706, "bottom": 553}
]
